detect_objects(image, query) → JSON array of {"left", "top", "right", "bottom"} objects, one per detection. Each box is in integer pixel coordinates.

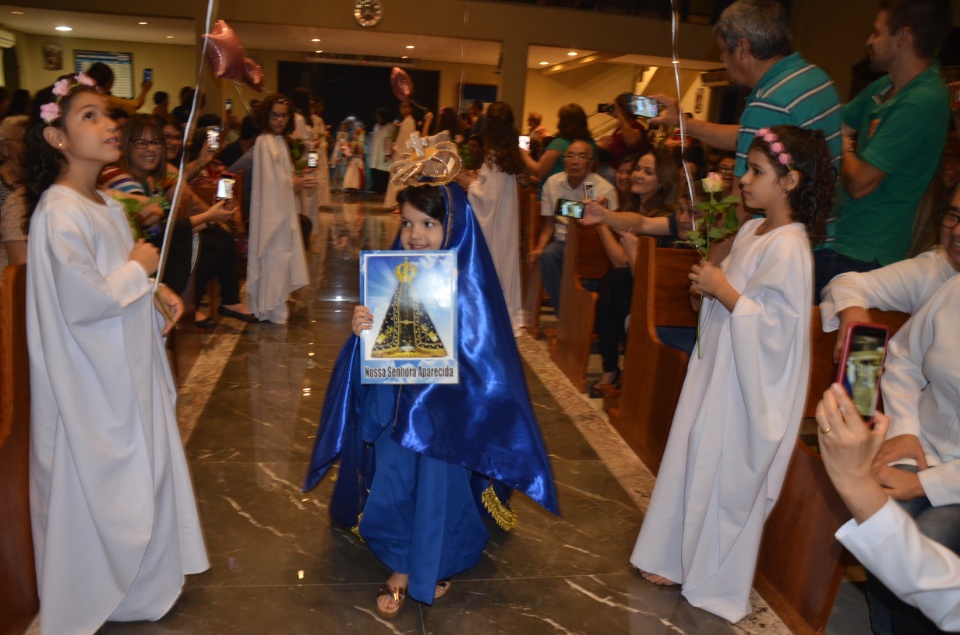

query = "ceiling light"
[
  {"left": 55, "top": 25, "right": 72, "bottom": 31},
  {"left": 401, "top": 55, "right": 409, "bottom": 59},
  {"left": 311, "top": 38, "right": 320, "bottom": 42},
  {"left": 11, "top": 11, "right": 24, "bottom": 15},
  {"left": 315, "top": 50, "right": 322, "bottom": 53},
  {"left": 567, "top": 51, "right": 577, "bottom": 56},
  {"left": 538, "top": 61, "right": 549, "bottom": 66},
  {"left": 138, "top": 21, "right": 148, "bottom": 25},
  {"left": 405, "top": 45, "right": 415, "bottom": 49},
  {"left": 165, "top": 35, "right": 174, "bottom": 39}
]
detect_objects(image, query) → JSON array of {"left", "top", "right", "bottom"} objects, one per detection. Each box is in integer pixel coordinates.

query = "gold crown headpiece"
[{"left": 388, "top": 133, "right": 462, "bottom": 187}]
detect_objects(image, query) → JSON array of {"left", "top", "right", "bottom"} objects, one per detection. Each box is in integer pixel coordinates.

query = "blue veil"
[{"left": 304, "top": 184, "right": 558, "bottom": 523}]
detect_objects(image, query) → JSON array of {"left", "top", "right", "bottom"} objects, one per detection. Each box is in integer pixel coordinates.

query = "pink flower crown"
[
  {"left": 755, "top": 127, "right": 794, "bottom": 170},
  {"left": 39, "top": 73, "right": 98, "bottom": 125}
]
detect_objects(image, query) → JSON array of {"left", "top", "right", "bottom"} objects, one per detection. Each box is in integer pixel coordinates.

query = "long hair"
[
  {"left": 482, "top": 102, "right": 524, "bottom": 176},
  {"left": 117, "top": 115, "right": 167, "bottom": 183},
  {"left": 748, "top": 124, "right": 835, "bottom": 243},
  {"left": 556, "top": 104, "right": 589, "bottom": 142},
  {"left": 24, "top": 82, "right": 102, "bottom": 214},
  {"left": 639, "top": 148, "right": 680, "bottom": 216},
  {"left": 397, "top": 184, "right": 446, "bottom": 222},
  {"left": 254, "top": 93, "right": 294, "bottom": 136}
]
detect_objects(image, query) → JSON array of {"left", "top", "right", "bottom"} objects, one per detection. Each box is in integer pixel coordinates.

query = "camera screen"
[
  {"left": 629, "top": 96, "right": 659, "bottom": 118},
  {"left": 216, "top": 177, "right": 235, "bottom": 200},
  {"left": 842, "top": 328, "right": 887, "bottom": 418},
  {"left": 206, "top": 127, "right": 220, "bottom": 151},
  {"left": 307, "top": 152, "right": 319, "bottom": 168},
  {"left": 557, "top": 199, "right": 585, "bottom": 219},
  {"left": 518, "top": 135, "right": 531, "bottom": 151}
]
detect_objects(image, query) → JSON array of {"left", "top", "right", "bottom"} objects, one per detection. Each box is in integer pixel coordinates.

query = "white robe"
[
  {"left": 27, "top": 186, "right": 208, "bottom": 635},
  {"left": 383, "top": 115, "right": 417, "bottom": 208},
  {"left": 248, "top": 134, "right": 310, "bottom": 323},
  {"left": 631, "top": 219, "right": 812, "bottom": 622},
  {"left": 468, "top": 162, "right": 523, "bottom": 333},
  {"left": 310, "top": 113, "right": 332, "bottom": 207},
  {"left": 369, "top": 121, "right": 395, "bottom": 171},
  {"left": 836, "top": 499, "right": 960, "bottom": 632},
  {"left": 293, "top": 113, "right": 320, "bottom": 236}
]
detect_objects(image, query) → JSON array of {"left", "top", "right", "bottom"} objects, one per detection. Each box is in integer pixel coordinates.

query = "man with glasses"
[{"left": 530, "top": 139, "right": 618, "bottom": 316}]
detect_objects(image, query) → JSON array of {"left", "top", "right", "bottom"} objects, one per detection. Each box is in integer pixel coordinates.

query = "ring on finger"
[{"left": 820, "top": 426, "right": 832, "bottom": 435}]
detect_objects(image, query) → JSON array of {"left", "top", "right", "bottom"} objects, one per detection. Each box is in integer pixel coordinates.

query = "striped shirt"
[{"left": 736, "top": 53, "right": 842, "bottom": 177}]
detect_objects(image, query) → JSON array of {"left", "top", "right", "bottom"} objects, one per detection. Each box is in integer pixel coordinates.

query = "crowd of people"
[{"left": 7, "top": 0, "right": 960, "bottom": 632}]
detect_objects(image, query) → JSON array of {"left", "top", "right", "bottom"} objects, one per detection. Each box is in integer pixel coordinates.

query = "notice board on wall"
[{"left": 75, "top": 50, "right": 134, "bottom": 99}]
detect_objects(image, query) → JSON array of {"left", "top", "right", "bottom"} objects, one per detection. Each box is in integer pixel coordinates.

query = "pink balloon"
[
  {"left": 243, "top": 58, "right": 264, "bottom": 92},
  {"left": 203, "top": 20, "right": 246, "bottom": 83},
  {"left": 390, "top": 67, "right": 414, "bottom": 103}
]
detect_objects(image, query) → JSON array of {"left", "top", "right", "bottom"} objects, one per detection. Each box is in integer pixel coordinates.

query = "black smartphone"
[
  {"left": 206, "top": 126, "right": 221, "bottom": 152},
  {"left": 143, "top": 68, "right": 153, "bottom": 83},
  {"left": 518, "top": 135, "right": 530, "bottom": 151},
  {"left": 307, "top": 151, "right": 319, "bottom": 168},
  {"left": 555, "top": 198, "right": 585, "bottom": 220},
  {"left": 216, "top": 172, "right": 236, "bottom": 200},
  {"left": 836, "top": 322, "right": 891, "bottom": 423}
]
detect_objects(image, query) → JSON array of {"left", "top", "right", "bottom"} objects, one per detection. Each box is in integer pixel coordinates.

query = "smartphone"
[
  {"left": 206, "top": 126, "right": 221, "bottom": 152},
  {"left": 307, "top": 151, "right": 319, "bottom": 168},
  {"left": 225, "top": 98, "right": 232, "bottom": 110},
  {"left": 216, "top": 172, "right": 236, "bottom": 200},
  {"left": 584, "top": 181, "right": 596, "bottom": 200},
  {"left": 518, "top": 135, "right": 531, "bottom": 151},
  {"left": 836, "top": 322, "right": 890, "bottom": 423},
  {"left": 143, "top": 68, "right": 153, "bottom": 83},
  {"left": 555, "top": 198, "right": 585, "bottom": 220},
  {"left": 627, "top": 94, "right": 659, "bottom": 118}
]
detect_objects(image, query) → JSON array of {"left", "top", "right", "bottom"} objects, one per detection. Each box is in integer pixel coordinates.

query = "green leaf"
[{"left": 708, "top": 227, "right": 728, "bottom": 239}]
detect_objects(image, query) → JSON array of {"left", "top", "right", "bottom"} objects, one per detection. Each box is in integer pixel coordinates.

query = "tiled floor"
[{"left": 41, "top": 193, "right": 872, "bottom": 634}]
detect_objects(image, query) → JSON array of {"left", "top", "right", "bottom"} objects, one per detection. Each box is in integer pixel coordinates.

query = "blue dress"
[{"left": 305, "top": 184, "right": 558, "bottom": 604}]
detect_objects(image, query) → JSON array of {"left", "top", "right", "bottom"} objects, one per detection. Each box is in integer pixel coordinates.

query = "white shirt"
[
  {"left": 837, "top": 499, "right": 960, "bottom": 631},
  {"left": 881, "top": 273, "right": 960, "bottom": 505},
  {"left": 820, "top": 248, "right": 957, "bottom": 332},
  {"left": 540, "top": 172, "right": 618, "bottom": 242}
]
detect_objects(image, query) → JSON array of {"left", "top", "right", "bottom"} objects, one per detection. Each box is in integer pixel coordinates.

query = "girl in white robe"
[
  {"left": 25, "top": 78, "right": 208, "bottom": 635},
  {"left": 383, "top": 103, "right": 417, "bottom": 209},
  {"left": 630, "top": 126, "right": 836, "bottom": 622},
  {"left": 459, "top": 101, "right": 524, "bottom": 334},
  {"left": 248, "top": 94, "right": 311, "bottom": 324}
]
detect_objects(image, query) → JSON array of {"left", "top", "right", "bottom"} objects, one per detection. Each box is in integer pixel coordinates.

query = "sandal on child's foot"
[
  {"left": 434, "top": 579, "right": 452, "bottom": 600},
  {"left": 376, "top": 583, "right": 407, "bottom": 619},
  {"left": 639, "top": 570, "right": 679, "bottom": 586}
]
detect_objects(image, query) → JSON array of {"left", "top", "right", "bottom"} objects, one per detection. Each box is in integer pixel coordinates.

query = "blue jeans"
[
  {"left": 540, "top": 239, "right": 565, "bottom": 316},
  {"left": 867, "top": 464, "right": 960, "bottom": 635}
]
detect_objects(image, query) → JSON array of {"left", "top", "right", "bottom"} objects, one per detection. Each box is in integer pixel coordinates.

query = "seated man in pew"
[
  {"left": 817, "top": 272, "right": 960, "bottom": 634},
  {"left": 528, "top": 139, "right": 617, "bottom": 316}
]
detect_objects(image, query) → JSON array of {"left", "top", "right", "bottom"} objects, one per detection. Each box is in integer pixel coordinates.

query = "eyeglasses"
[
  {"left": 162, "top": 133, "right": 182, "bottom": 142},
  {"left": 718, "top": 166, "right": 734, "bottom": 174},
  {"left": 564, "top": 153, "right": 591, "bottom": 162},
  {"left": 132, "top": 139, "right": 164, "bottom": 149},
  {"left": 942, "top": 210, "right": 960, "bottom": 229},
  {"left": 269, "top": 112, "right": 289, "bottom": 120}
]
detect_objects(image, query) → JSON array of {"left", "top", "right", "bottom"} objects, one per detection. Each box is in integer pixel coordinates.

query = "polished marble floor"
[{"left": 52, "top": 195, "right": 871, "bottom": 634}]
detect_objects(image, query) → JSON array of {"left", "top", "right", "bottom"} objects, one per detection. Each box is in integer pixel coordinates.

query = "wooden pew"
[
  {"left": 550, "top": 222, "right": 612, "bottom": 392},
  {"left": 755, "top": 306, "right": 908, "bottom": 635},
  {"left": 605, "top": 237, "right": 699, "bottom": 472},
  {"left": 519, "top": 186, "right": 544, "bottom": 337},
  {"left": 0, "top": 264, "right": 39, "bottom": 634}
]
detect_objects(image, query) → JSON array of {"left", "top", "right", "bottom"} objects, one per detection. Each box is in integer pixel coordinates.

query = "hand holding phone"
[
  {"left": 518, "top": 135, "right": 531, "bottom": 151},
  {"left": 143, "top": 68, "right": 153, "bottom": 84},
  {"left": 307, "top": 151, "right": 319, "bottom": 168},
  {"left": 216, "top": 173, "right": 236, "bottom": 201},
  {"left": 836, "top": 322, "right": 890, "bottom": 423},
  {"left": 206, "top": 126, "right": 221, "bottom": 152},
  {"left": 584, "top": 182, "right": 596, "bottom": 201}
]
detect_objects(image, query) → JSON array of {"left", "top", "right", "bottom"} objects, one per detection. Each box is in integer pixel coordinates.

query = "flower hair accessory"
[
  {"left": 40, "top": 72, "right": 98, "bottom": 125},
  {"left": 755, "top": 127, "right": 793, "bottom": 170},
  {"left": 388, "top": 133, "right": 463, "bottom": 187}
]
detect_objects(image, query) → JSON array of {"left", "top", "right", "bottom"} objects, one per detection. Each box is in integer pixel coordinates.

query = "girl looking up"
[
  {"left": 630, "top": 125, "right": 835, "bottom": 622},
  {"left": 305, "top": 182, "right": 558, "bottom": 620},
  {"left": 24, "top": 76, "right": 208, "bottom": 634}
]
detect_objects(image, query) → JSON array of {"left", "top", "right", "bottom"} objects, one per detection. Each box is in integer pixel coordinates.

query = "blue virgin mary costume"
[{"left": 304, "top": 184, "right": 558, "bottom": 604}]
